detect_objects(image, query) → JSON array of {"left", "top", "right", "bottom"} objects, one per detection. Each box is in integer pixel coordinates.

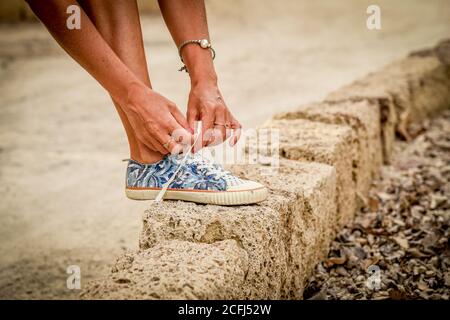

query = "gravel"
[{"left": 304, "top": 109, "right": 450, "bottom": 300}]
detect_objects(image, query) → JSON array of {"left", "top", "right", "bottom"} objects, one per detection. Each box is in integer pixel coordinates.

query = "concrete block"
[
  {"left": 261, "top": 119, "right": 357, "bottom": 227},
  {"left": 326, "top": 79, "right": 397, "bottom": 163},
  {"left": 140, "top": 200, "right": 285, "bottom": 299},
  {"left": 273, "top": 99, "right": 382, "bottom": 198},
  {"left": 326, "top": 55, "right": 450, "bottom": 152},
  {"left": 81, "top": 240, "right": 248, "bottom": 300},
  {"left": 139, "top": 160, "right": 336, "bottom": 299},
  {"left": 228, "top": 160, "right": 336, "bottom": 298}
]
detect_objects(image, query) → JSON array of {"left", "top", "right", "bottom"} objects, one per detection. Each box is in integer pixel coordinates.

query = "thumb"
[
  {"left": 187, "top": 109, "right": 198, "bottom": 134},
  {"left": 170, "top": 107, "right": 191, "bottom": 132}
]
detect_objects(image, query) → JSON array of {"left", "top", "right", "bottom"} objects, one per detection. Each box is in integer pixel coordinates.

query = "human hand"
[
  {"left": 124, "top": 83, "right": 193, "bottom": 155},
  {"left": 187, "top": 82, "right": 241, "bottom": 150}
]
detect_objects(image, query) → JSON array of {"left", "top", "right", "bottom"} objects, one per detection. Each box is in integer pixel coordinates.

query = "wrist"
[
  {"left": 180, "top": 44, "right": 218, "bottom": 85},
  {"left": 125, "top": 81, "right": 152, "bottom": 108},
  {"left": 190, "top": 69, "right": 218, "bottom": 87}
]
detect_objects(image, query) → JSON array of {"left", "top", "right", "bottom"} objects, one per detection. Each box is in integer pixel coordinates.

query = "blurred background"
[{"left": 0, "top": 0, "right": 448, "bottom": 299}]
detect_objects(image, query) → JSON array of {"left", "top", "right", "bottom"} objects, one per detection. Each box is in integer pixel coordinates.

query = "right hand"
[{"left": 124, "top": 83, "right": 193, "bottom": 155}]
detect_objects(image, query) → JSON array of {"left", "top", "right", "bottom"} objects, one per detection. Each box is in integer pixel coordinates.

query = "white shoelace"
[
  {"left": 184, "top": 153, "right": 228, "bottom": 180},
  {"left": 154, "top": 150, "right": 232, "bottom": 202},
  {"left": 154, "top": 122, "right": 230, "bottom": 202},
  {"left": 153, "top": 132, "right": 200, "bottom": 202}
]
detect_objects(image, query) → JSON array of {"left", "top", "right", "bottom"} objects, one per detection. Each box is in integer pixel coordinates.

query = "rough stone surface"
[
  {"left": 139, "top": 160, "right": 336, "bottom": 299},
  {"left": 433, "top": 39, "right": 450, "bottom": 65},
  {"left": 326, "top": 54, "right": 450, "bottom": 157},
  {"left": 81, "top": 240, "right": 248, "bottom": 300},
  {"left": 229, "top": 160, "right": 336, "bottom": 298},
  {"left": 273, "top": 99, "right": 382, "bottom": 198},
  {"left": 140, "top": 200, "right": 285, "bottom": 299},
  {"left": 326, "top": 81, "right": 397, "bottom": 163},
  {"left": 81, "top": 43, "right": 450, "bottom": 300},
  {"left": 261, "top": 119, "right": 357, "bottom": 228}
]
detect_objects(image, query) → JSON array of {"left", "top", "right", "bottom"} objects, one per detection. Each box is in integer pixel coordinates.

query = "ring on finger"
[
  {"left": 214, "top": 122, "right": 231, "bottom": 128},
  {"left": 162, "top": 138, "right": 172, "bottom": 149}
]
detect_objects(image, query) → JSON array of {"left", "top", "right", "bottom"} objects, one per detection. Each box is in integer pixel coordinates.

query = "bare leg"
[
  {"left": 26, "top": 0, "right": 191, "bottom": 164},
  {"left": 79, "top": 0, "right": 160, "bottom": 163}
]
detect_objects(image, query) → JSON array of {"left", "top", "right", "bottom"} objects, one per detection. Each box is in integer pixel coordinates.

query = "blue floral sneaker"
[{"left": 125, "top": 153, "right": 267, "bottom": 205}]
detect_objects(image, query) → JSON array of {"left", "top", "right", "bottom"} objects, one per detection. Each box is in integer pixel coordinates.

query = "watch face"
[{"left": 200, "top": 39, "right": 210, "bottom": 48}]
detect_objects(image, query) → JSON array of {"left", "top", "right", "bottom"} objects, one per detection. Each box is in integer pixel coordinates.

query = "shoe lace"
[
  {"left": 154, "top": 127, "right": 230, "bottom": 202},
  {"left": 183, "top": 153, "right": 228, "bottom": 180}
]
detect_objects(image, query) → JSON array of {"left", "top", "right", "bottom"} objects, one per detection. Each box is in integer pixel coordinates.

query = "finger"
[
  {"left": 154, "top": 118, "right": 193, "bottom": 154},
  {"left": 192, "top": 120, "right": 203, "bottom": 154},
  {"left": 166, "top": 117, "right": 194, "bottom": 145},
  {"left": 137, "top": 135, "right": 157, "bottom": 152},
  {"left": 186, "top": 107, "right": 198, "bottom": 135},
  {"left": 201, "top": 110, "right": 215, "bottom": 147},
  {"left": 145, "top": 121, "right": 177, "bottom": 154},
  {"left": 224, "top": 111, "right": 233, "bottom": 141},
  {"left": 212, "top": 106, "right": 227, "bottom": 146},
  {"left": 146, "top": 133, "right": 169, "bottom": 155},
  {"left": 138, "top": 132, "right": 168, "bottom": 155},
  {"left": 164, "top": 136, "right": 184, "bottom": 155},
  {"left": 155, "top": 133, "right": 181, "bottom": 155},
  {"left": 170, "top": 105, "right": 192, "bottom": 134},
  {"left": 229, "top": 116, "right": 242, "bottom": 147},
  {"left": 171, "top": 127, "right": 195, "bottom": 152},
  {"left": 206, "top": 127, "right": 223, "bottom": 147}
]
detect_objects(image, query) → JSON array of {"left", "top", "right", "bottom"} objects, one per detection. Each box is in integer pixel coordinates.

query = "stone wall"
[{"left": 82, "top": 40, "right": 450, "bottom": 299}]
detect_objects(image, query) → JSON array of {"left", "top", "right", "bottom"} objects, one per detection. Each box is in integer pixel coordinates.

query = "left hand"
[{"left": 187, "top": 82, "right": 241, "bottom": 149}]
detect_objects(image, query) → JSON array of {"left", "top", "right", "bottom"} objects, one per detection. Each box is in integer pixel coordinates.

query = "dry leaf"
[
  {"left": 393, "top": 236, "right": 409, "bottom": 249},
  {"left": 417, "top": 281, "right": 429, "bottom": 291},
  {"left": 304, "top": 110, "right": 450, "bottom": 300},
  {"left": 324, "top": 256, "right": 346, "bottom": 267}
]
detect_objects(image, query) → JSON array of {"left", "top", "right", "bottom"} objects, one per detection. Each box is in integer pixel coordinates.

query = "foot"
[{"left": 125, "top": 153, "right": 267, "bottom": 205}]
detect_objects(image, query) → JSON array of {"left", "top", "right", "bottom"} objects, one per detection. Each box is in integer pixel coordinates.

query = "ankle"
[{"left": 130, "top": 149, "right": 165, "bottom": 164}]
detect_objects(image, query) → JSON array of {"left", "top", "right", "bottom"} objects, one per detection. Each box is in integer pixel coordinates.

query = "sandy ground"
[{"left": 0, "top": 0, "right": 449, "bottom": 299}]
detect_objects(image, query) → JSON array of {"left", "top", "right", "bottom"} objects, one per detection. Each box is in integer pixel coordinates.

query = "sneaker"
[{"left": 125, "top": 153, "right": 268, "bottom": 205}]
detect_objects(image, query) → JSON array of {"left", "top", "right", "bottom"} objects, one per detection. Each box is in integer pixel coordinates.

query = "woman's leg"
[{"left": 79, "top": 0, "right": 161, "bottom": 163}]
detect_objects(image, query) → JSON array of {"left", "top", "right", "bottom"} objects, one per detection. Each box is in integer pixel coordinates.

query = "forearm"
[
  {"left": 26, "top": 0, "right": 144, "bottom": 106},
  {"left": 158, "top": 0, "right": 217, "bottom": 85}
]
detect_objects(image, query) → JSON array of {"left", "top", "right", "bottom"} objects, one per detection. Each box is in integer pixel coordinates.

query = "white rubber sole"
[{"left": 125, "top": 186, "right": 268, "bottom": 205}]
